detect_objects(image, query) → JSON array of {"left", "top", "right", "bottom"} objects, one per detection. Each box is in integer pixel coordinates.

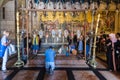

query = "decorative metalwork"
[
  {"left": 14, "top": 12, "right": 24, "bottom": 67},
  {"left": 89, "top": 14, "right": 100, "bottom": 68}
]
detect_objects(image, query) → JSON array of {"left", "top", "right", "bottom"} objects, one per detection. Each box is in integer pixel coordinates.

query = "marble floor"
[{"left": 0, "top": 54, "right": 120, "bottom": 80}]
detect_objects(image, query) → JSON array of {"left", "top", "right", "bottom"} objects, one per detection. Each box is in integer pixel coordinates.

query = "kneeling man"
[{"left": 45, "top": 46, "right": 56, "bottom": 75}]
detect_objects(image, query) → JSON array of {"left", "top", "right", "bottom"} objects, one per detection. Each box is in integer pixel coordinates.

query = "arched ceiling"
[{"left": 0, "top": 0, "right": 12, "bottom": 7}]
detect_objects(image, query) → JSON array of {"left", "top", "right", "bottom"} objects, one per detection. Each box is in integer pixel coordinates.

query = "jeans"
[
  {"left": 2, "top": 48, "right": 8, "bottom": 71},
  {"left": 66, "top": 52, "right": 69, "bottom": 57},
  {"left": 45, "top": 62, "right": 55, "bottom": 74}
]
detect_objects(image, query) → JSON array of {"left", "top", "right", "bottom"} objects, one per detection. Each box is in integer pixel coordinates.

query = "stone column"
[{"left": 0, "top": 8, "right": 1, "bottom": 37}]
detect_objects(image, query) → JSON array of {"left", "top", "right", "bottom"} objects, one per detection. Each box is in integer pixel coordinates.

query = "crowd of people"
[
  {"left": 23, "top": 32, "right": 41, "bottom": 55},
  {"left": 0, "top": 29, "right": 120, "bottom": 74},
  {"left": 97, "top": 32, "right": 120, "bottom": 71},
  {"left": 58, "top": 31, "right": 120, "bottom": 72}
]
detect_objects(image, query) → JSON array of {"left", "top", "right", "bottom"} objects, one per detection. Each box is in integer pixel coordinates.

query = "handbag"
[
  {"left": 8, "top": 44, "right": 16, "bottom": 56},
  {"left": 0, "top": 42, "right": 7, "bottom": 58},
  {"left": 116, "top": 50, "right": 120, "bottom": 54}
]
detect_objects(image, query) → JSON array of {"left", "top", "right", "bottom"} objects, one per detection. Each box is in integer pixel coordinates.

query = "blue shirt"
[
  {"left": 1, "top": 35, "right": 8, "bottom": 46},
  {"left": 78, "top": 40, "right": 83, "bottom": 51},
  {"left": 0, "top": 35, "right": 8, "bottom": 57},
  {"left": 61, "top": 46, "right": 68, "bottom": 54},
  {"left": 45, "top": 49, "right": 55, "bottom": 62},
  {"left": 69, "top": 44, "right": 75, "bottom": 52}
]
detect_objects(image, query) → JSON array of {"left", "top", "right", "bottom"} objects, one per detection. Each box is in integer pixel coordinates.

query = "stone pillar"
[{"left": 0, "top": 8, "right": 1, "bottom": 37}]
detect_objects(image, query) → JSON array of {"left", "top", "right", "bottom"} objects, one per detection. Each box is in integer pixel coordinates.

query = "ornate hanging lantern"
[
  {"left": 47, "top": 1, "right": 54, "bottom": 9},
  {"left": 56, "top": 1, "right": 63, "bottom": 9},
  {"left": 98, "top": 1, "right": 107, "bottom": 11},
  {"left": 65, "top": 1, "right": 72, "bottom": 10},
  {"left": 74, "top": 2, "right": 80, "bottom": 10},
  {"left": 38, "top": 1, "right": 45, "bottom": 9},
  {"left": 108, "top": 1, "right": 116, "bottom": 11},
  {"left": 90, "top": 2, "right": 98, "bottom": 10},
  {"left": 81, "top": 2, "right": 89, "bottom": 10}
]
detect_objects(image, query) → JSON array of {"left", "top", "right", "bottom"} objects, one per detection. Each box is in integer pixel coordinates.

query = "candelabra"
[
  {"left": 14, "top": 12, "right": 24, "bottom": 67},
  {"left": 89, "top": 14, "right": 100, "bottom": 68}
]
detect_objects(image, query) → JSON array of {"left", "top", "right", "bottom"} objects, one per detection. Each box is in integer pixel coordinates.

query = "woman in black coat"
[
  {"left": 105, "top": 34, "right": 113, "bottom": 70},
  {"left": 114, "top": 33, "right": 120, "bottom": 70}
]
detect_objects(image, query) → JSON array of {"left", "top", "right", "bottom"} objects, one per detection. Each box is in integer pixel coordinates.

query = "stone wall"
[{"left": 0, "top": 0, "right": 15, "bottom": 39}]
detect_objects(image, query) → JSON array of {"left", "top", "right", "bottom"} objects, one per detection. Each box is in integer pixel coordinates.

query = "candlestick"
[
  {"left": 14, "top": 12, "right": 24, "bottom": 67},
  {"left": 89, "top": 14, "right": 100, "bottom": 68}
]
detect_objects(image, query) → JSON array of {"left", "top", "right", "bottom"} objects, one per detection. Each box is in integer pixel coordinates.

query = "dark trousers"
[
  {"left": 106, "top": 50, "right": 113, "bottom": 70},
  {"left": 115, "top": 52, "right": 120, "bottom": 71}
]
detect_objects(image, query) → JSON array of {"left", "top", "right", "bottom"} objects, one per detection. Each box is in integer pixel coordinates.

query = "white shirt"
[
  {"left": 39, "top": 30, "right": 43, "bottom": 38},
  {"left": 64, "top": 30, "right": 68, "bottom": 38},
  {"left": 51, "top": 29, "right": 56, "bottom": 38},
  {"left": 77, "top": 30, "right": 81, "bottom": 39},
  {"left": 58, "top": 29, "right": 62, "bottom": 38},
  {"left": 1, "top": 35, "right": 7, "bottom": 46}
]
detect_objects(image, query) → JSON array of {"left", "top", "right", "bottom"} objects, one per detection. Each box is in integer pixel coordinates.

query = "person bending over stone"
[{"left": 45, "top": 46, "right": 56, "bottom": 75}]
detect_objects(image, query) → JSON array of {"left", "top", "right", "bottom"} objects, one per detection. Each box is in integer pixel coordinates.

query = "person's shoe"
[
  {"left": 2, "top": 70, "right": 9, "bottom": 73},
  {"left": 50, "top": 70, "right": 54, "bottom": 75},
  {"left": 46, "top": 69, "right": 50, "bottom": 74},
  {"left": 46, "top": 71, "right": 50, "bottom": 74},
  {"left": 109, "top": 69, "right": 113, "bottom": 71}
]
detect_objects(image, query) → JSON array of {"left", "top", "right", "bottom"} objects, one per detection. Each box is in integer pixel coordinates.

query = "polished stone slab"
[{"left": 26, "top": 55, "right": 89, "bottom": 68}]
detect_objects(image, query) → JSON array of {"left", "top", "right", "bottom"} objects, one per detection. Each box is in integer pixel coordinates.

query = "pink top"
[{"left": 109, "top": 33, "right": 117, "bottom": 43}]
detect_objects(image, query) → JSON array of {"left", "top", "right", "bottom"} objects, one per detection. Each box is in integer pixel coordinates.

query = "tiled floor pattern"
[
  {"left": 0, "top": 68, "right": 103, "bottom": 80},
  {"left": 0, "top": 55, "right": 120, "bottom": 80}
]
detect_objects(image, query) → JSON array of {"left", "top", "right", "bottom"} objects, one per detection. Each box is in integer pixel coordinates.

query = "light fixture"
[
  {"left": 116, "top": 8, "right": 119, "bottom": 14},
  {"left": 108, "top": 1, "right": 116, "bottom": 11},
  {"left": 63, "top": 12, "right": 67, "bottom": 17},
  {"left": 98, "top": 1, "right": 107, "bottom": 11},
  {"left": 53, "top": 11, "right": 56, "bottom": 17}
]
